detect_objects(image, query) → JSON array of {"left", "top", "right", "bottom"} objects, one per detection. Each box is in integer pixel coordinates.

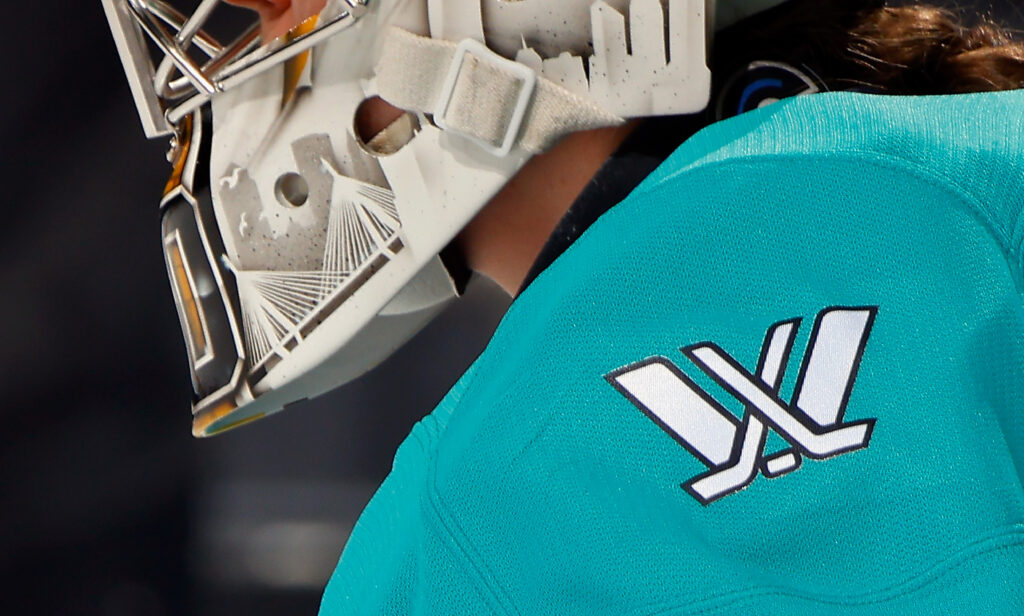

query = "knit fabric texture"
[{"left": 320, "top": 89, "right": 1024, "bottom": 615}]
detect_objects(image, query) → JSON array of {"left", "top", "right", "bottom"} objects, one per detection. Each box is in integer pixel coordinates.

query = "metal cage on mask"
[
  {"left": 102, "top": 0, "right": 370, "bottom": 139},
  {"left": 102, "top": 0, "right": 440, "bottom": 437},
  {"left": 103, "top": 0, "right": 788, "bottom": 437}
]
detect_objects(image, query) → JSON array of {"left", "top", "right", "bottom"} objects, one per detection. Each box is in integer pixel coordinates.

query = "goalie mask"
[{"left": 103, "top": 0, "right": 786, "bottom": 436}]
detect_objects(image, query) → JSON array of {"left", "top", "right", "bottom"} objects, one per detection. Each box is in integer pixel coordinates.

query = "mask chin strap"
[{"left": 375, "top": 27, "right": 623, "bottom": 157}]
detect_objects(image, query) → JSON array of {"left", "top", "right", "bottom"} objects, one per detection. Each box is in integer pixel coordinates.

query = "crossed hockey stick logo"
[{"left": 606, "top": 307, "right": 878, "bottom": 505}]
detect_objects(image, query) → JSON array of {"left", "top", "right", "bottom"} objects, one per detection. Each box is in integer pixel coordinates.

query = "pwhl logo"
[{"left": 607, "top": 307, "right": 878, "bottom": 505}]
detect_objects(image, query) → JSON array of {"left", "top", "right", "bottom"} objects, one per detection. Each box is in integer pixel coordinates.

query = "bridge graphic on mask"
[{"left": 218, "top": 134, "right": 402, "bottom": 370}]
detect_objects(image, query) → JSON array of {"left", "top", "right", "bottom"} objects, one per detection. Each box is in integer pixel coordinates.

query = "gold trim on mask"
[
  {"left": 282, "top": 14, "right": 320, "bottom": 107},
  {"left": 164, "top": 114, "right": 194, "bottom": 196},
  {"left": 192, "top": 399, "right": 268, "bottom": 437}
]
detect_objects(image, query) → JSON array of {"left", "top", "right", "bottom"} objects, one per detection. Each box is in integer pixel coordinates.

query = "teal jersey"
[{"left": 321, "top": 90, "right": 1024, "bottom": 614}]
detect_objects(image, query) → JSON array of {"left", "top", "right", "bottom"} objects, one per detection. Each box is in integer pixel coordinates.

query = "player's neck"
[{"left": 456, "top": 122, "right": 637, "bottom": 297}]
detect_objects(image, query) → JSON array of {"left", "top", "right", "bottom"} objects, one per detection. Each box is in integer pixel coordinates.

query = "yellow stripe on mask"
[{"left": 282, "top": 14, "right": 320, "bottom": 106}]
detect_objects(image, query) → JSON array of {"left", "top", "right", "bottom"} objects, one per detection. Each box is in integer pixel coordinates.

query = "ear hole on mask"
[
  {"left": 354, "top": 96, "right": 419, "bottom": 157},
  {"left": 275, "top": 172, "right": 309, "bottom": 207}
]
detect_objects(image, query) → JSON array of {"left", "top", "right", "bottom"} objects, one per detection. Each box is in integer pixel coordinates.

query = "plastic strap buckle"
[{"left": 434, "top": 38, "right": 537, "bottom": 158}]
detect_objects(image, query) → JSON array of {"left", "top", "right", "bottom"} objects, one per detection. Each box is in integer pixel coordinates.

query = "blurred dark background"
[
  {"left": 0, "top": 3, "right": 510, "bottom": 614},
  {"left": 0, "top": 1, "right": 1020, "bottom": 615}
]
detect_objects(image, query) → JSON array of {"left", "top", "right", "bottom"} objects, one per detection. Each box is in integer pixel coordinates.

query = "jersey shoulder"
[
  {"left": 322, "top": 90, "right": 1024, "bottom": 615},
  {"left": 422, "top": 89, "right": 1024, "bottom": 613}
]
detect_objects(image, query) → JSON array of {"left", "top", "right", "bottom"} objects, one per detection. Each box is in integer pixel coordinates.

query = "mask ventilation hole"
[
  {"left": 275, "top": 172, "right": 309, "bottom": 207},
  {"left": 354, "top": 96, "right": 419, "bottom": 157}
]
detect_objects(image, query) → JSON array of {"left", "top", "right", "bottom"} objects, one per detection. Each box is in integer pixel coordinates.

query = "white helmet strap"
[{"left": 376, "top": 27, "right": 623, "bottom": 156}]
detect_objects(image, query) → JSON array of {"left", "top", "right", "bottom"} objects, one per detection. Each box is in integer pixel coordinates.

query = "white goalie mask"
[{"left": 103, "top": 0, "right": 786, "bottom": 436}]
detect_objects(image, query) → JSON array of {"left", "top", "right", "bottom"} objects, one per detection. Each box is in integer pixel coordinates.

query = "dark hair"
[{"left": 723, "top": 0, "right": 1024, "bottom": 95}]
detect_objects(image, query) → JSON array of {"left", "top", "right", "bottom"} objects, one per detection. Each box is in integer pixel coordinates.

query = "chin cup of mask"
[{"left": 158, "top": 107, "right": 463, "bottom": 437}]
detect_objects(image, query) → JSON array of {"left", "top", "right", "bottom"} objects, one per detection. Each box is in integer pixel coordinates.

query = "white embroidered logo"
[{"left": 606, "top": 307, "right": 878, "bottom": 505}]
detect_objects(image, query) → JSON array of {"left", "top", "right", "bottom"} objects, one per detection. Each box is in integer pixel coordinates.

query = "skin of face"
[
  {"left": 226, "top": 0, "right": 403, "bottom": 137},
  {"left": 225, "top": 0, "right": 328, "bottom": 41}
]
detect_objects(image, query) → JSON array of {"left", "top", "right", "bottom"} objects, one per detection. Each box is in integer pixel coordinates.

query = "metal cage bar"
[{"left": 103, "top": 0, "right": 371, "bottom": 138}]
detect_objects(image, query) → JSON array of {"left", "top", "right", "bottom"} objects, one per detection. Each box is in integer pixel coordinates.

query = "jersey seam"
[
  {"left": 418, "top": 361, "right": 520, "bottom": 616},
  {"left": 390, "top": 309, "right": 529, "bottom": 614},
  {"left": 635, "top": 150, "right": 1024, "bottom": 290},
  {"left": 423, "top": 461, "right": 521, "bottom": 616},
  {"left": 1013, "top": 210, "right": 1024, "bottom": 284},
  {"left": 516, "top": 149, "right": 1024, "bottom": 311}
]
